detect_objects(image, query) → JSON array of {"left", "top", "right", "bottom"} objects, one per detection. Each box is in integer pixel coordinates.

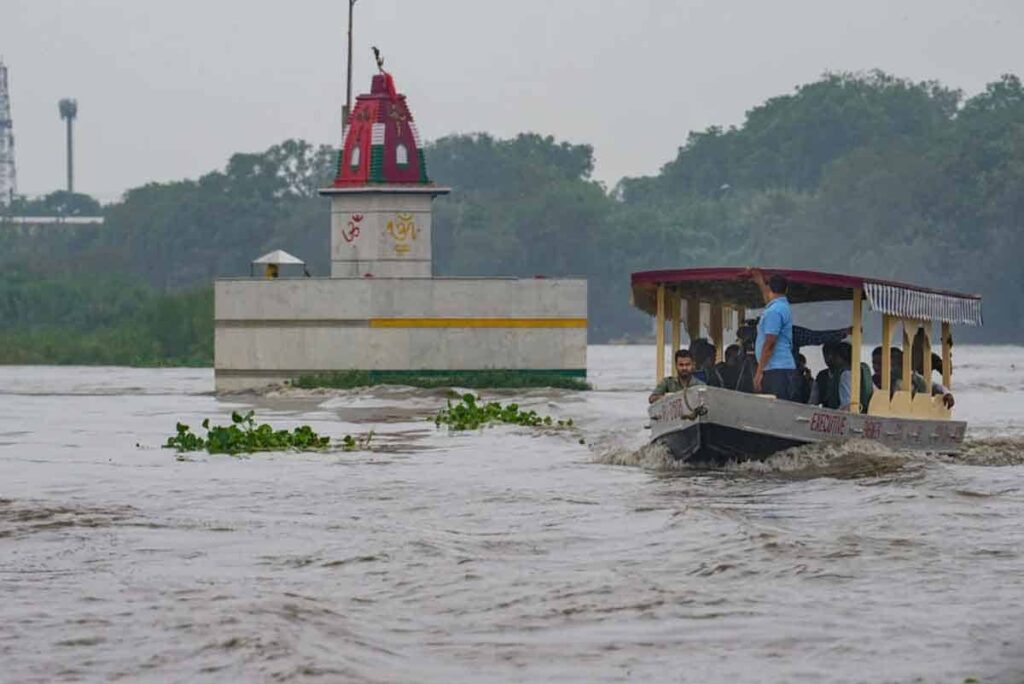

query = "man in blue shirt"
[{"left": 751, "top": 269, "right": 799, "bottom": 401}]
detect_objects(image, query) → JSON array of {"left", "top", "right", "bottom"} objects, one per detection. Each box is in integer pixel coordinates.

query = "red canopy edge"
[{"left": 630, "top": 267, "right": 983, "bottom": 326}]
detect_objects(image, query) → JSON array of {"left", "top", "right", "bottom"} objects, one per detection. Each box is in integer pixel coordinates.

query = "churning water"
[{"left": 2, "top": 345, "right": 1023, "bottom": 683}]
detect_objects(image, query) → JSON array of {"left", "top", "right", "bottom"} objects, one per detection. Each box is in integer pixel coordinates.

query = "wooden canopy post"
[
  {"left": 921, "top": 322, "right": 933, "bottom": 390},
  {"left": 670, "top": 290, "right": 681, "bottom": 359},
  {"left": 686, "top": 296, "right": 701, "bottom": 345},
  {"left": 880, "top": 314, "right": 892, "bottom": 396},
  {"left": 941, "top": 322, "right": 953, "bottom": 390},
  {"left": 902, "top": 319, "right": 914, "bottom": 392},
  {"left": 723, "top": 305, "right": 734, "bottom": 358},
  {"left": 656, "top": 284, "right": 666, "bottom": 382},
  {"left": 710, "top": 303, "right": 724, "bottom": 362},
  {"left": 850, "top": 287, "right": 863, "bottom": 413}
]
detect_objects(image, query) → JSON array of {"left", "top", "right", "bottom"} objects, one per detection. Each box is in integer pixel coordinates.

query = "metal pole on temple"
[{"left": 343, "top": 0, "right": 357, "bottom": 127}]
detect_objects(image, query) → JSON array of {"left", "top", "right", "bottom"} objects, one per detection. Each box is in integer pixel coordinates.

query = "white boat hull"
[{"left": 648, "top": 385, "right": 966, "bottom": 464}]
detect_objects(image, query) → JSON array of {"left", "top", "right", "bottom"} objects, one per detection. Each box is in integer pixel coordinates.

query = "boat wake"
[
  {"left": 952, "top": 437, "right": 1024, "bottom": 466},
  {"left": 594, "top": 437, "right": 915, "bottom": 478},
  {"left": 593, "top": 440, "right": 689, "bottom": 471},
  {"left": 726, "top": 439, "right": 914, "bottom": 479},
  {"left": 597, "top": 435, "right": 1024, "bottom": 479}
]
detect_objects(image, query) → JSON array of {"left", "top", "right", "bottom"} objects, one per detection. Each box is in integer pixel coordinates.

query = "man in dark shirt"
[
  {"left": 715, "top": 344, "right": 743, "bottom": 390},
  {"left": 735, "top": 325, "right": 759, "bottom": 393},
  {"left": 810, "top": 342, "right": 844, "bottom": 408},
  {"left": 691, "top": 338, "right": 723, "bottom": 386}
]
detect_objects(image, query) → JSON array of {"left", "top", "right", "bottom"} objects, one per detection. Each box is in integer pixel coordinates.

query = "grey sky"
[{"left": 2, "top": 0, "right": 1021, "bottom": 200}]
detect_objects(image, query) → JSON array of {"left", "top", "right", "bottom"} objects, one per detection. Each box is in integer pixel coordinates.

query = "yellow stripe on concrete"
[{"left": 368, "top": 317, "right": 588, "bottom": 329}]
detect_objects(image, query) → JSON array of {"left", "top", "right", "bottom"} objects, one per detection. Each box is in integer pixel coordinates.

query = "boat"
[{"left": 631, "top": 268, "right": 983, "bottom": 464}]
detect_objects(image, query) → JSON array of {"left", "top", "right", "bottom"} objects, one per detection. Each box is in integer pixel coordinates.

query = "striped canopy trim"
[{"left": 864, "top": 282, "right": 983, "bottom": 326}]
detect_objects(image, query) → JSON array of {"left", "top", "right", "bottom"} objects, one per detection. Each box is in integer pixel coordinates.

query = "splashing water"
[
  {"left": 727, "top": 438, "right": 915, "bottom": 479},
  {"left": 954, "top": 437, "right": 1024, "bottom": 466},
  {"left": 592, "top": 439, "right": 688, "bottom": 470}
]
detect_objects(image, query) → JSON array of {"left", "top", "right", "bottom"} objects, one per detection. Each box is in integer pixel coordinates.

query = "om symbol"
[
  {"left": 386, "top": 212, "right": 418, "bottom": 255},
  {"left": 342, "top": 213, "right": 363, "bottom": 243}
]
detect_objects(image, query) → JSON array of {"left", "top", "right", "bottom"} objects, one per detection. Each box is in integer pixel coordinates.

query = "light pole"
[{"left": 58, "top": 98, "right": 77, "bottom": 193}]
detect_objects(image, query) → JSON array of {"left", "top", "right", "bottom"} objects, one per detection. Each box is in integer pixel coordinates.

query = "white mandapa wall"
[{"left": 214, "top": 277, "right": 587, "bottom": 392}]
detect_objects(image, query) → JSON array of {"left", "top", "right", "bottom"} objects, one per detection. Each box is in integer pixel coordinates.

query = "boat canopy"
[{"left": 631, "top": 267, "right": 983, "bottom": 327}]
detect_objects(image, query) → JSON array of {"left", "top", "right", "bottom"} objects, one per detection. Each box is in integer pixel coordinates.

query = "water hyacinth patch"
[
  {"left": 433, "top": 393, "right": 574, "bottom": 431},
  {"left": 164, "top": 410, "right": 331, "bottom": 455},
  {"left": 341, "top": 431, "right": 374, "bottom": 452}
]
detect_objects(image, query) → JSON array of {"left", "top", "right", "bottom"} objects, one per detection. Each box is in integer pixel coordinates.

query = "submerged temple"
[{"left": 212, "top": 57, "right": 587, "bottom": 392}]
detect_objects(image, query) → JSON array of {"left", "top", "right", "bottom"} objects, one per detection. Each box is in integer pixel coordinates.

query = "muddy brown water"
[{"left": 2, "top": 345, "right": 1024, "bottom": 683}]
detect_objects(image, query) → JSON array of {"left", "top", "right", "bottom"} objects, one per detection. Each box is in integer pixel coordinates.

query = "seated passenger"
[
  {"left": 875, "top": 347, "right": 910, "bottom": 396},
  {"left": 911, "top": 329, "right": 956, "bottom": 409},
  {"left": 888, "top": 348, "right": 954, "bottom": 408},
  {"left": 795, "top": 353, "right": 813, "bottom": 403},
  {"left": 715, "top": 344, "right": 743, "bottom": 390},
  {"left": 693, "top": 338, "right": 728, "bottom": 387},
  {"left": 734, "top": 325, "right": 759, "bottom": 394},
  {"left": 835, "top": 342, "right": 873, "bottom": 413},
  {"left": 690, "top": 338, "right": 717, "bottom": 385},
  {"left": 809, "top": 342, "right": 843, "bottom": 408},
  {"left": 649, "top": 349, "right": 705, "bottom": 404}
]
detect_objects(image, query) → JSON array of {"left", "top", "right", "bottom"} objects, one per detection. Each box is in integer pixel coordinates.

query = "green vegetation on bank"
[
  {"left": 3, "top": 70, "right": 1023, "bottom": 364},
  {"left": 0, "top": 270, "right": 212, "bottom": 365},
  {"left": 293, "top": 370, "right": 590, "bottom": 390}
]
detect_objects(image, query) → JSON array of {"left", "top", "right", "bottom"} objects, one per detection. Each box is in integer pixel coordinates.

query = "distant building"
[{"left": 0, "top": 215, "right": 104, "bottom": 235}]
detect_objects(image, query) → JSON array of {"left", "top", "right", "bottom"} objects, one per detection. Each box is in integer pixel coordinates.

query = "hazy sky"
[{"left": 2, "top": 0, "right": 1021, "bottom": 200}]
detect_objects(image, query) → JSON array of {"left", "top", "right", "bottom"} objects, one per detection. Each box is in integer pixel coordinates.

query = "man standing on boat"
[
  {"left": 749, "top": 269, "right": 799, "bottom": 401},
  {"left": 649, "top": 349, "right": 704, "bottom": 404}
]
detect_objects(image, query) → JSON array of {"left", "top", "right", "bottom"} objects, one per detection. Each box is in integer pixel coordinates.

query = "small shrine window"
[
  {"left": 349, "top": 145, "right": 361, "bottom": 169},
  {"left": 395, "top": 143, "right": 408, "bottom": 166}
]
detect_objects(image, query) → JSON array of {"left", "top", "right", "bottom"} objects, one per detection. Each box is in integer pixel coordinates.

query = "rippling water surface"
[{"left": 2, "top": 345, "right": 1024, "bottom": 683}]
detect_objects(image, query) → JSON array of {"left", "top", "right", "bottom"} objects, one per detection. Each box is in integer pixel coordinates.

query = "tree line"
[{"left": 0, "top": 70, "right": 1021, "bottom": 364}]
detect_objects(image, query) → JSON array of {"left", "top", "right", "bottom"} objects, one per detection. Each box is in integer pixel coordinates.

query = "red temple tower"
[
  {"left": 332, "top": 71, "right": 431, "bottom": 187},
  {"left": 320, "top": 64, "right": 448, "bottom": 278}
]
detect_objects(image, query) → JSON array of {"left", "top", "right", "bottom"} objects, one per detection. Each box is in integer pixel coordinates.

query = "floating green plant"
[
  {"left": 432, "top": 393, "right": 574, "bottom": 431},
  {"left": 164, "top": 410, "right": 331, "bottom": 455},
  {"left": 341, "top": 431, "right": 374, "bottom": 452}
]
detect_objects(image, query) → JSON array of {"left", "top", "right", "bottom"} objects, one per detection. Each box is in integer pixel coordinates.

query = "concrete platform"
[{"left": 214, "top": 277, "right": 587, "bottom": 392}]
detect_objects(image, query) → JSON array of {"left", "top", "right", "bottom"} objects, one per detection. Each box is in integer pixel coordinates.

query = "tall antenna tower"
[
  {"left": 59, "top": 98, "right": 78, "bottom": 193},
  {"left": 0, "top": 59, "right": 16, "bottom": 206}
]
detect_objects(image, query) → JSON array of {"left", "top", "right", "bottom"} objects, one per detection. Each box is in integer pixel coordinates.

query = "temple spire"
[{"left": 333, "top": 57, "right": 430, "bottom": 187}]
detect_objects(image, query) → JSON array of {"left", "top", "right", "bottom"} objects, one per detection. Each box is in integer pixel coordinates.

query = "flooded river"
[{"left": 2, "top": 345, "right": 1023, "bottom": 683}]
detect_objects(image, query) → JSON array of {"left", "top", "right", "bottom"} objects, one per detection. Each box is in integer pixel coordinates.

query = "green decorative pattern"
[
  {"left": 418, "top": 153, "right": 430, "bottom": 183},
  {"left": 369, "top": 145, "right": 384, "bottom": 183}
]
